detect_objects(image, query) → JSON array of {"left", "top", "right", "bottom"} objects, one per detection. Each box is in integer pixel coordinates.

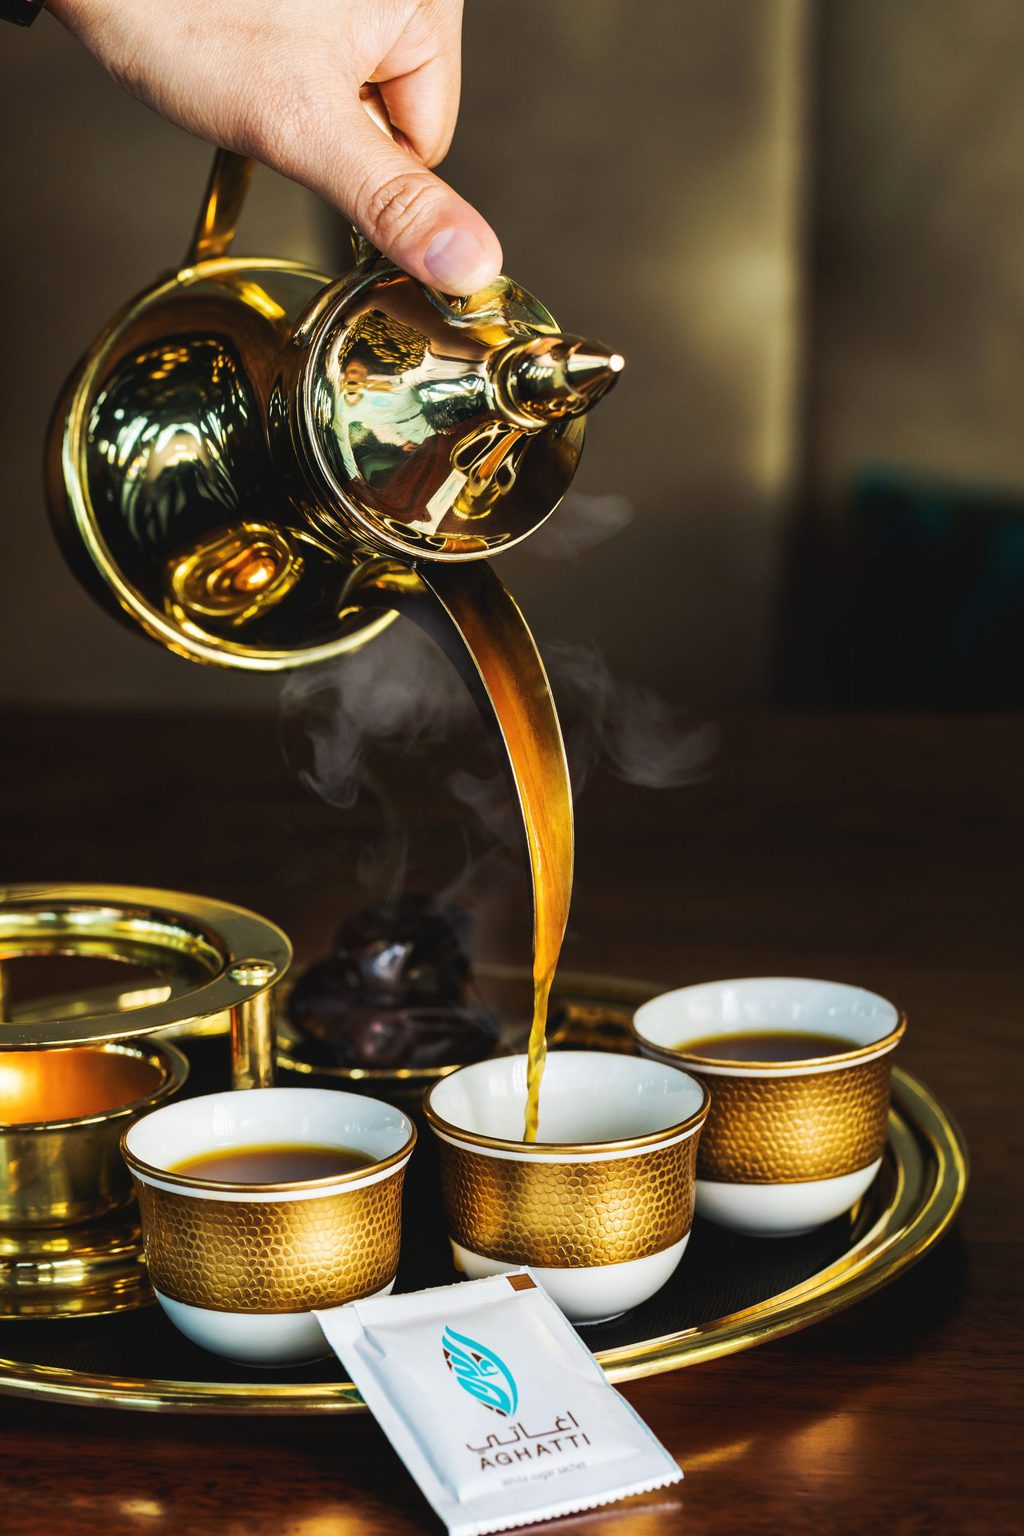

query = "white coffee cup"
[
  {"left": 633, "top": 978, "right": 905, "bottom": 1236},
  {"left": 424, "top": 1051, "right": 709, "bottom": 1323},
  {"left": 122, "top": 1087, "right": 415, "bottom": 1365}
]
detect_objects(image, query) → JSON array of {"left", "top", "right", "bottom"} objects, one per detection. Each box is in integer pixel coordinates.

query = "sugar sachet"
[{"left": 316, "top": 1270, "right": 681, "bottom": 1536}]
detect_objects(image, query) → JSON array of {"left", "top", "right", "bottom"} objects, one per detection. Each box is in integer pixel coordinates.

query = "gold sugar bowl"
[
  {"left": 0, "top": 883, "right": 290, "bottom": 1317},
  {"left": 0, "top": 1039, "right": 187, "bottom": 1229}
]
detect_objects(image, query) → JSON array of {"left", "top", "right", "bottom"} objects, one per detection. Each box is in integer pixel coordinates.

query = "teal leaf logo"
[{"left": 441, "top": 1326, "right": 518, "bottom": 1417}]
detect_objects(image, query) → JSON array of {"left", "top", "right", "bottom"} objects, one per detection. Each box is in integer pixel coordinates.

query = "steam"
[
  {"left": 279, "top": 471, "right": 714, "bottom": 914},
  {"left": 279, "top": 622, "right": 474, "bottom": 812},
  {"left": 527, "top": 490, "right": 634, "bottom": 560},
  {"left": 279, "top": 625, "right": 717, "bottom": 887},
  {"left": 279, "top": 623, "right": 478, "bottom": 898},
  {"left": 545, "top": 640, "right": 717, "bottom": 796}
]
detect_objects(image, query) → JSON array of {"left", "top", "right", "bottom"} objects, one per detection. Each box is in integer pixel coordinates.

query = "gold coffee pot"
[{"left": 46, "top": 149, "right": 622, "bottom": 674}]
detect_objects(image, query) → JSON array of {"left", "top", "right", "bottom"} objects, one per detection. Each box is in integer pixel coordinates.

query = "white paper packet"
[{"left": 316, "top": 1271, "right": 681, "bottom": 1536}]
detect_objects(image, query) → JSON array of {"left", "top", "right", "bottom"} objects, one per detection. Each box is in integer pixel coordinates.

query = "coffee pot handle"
[
  {"left": 186, "top": 86, "right": 396, "bottom": 267},
  {"left": 186, "top": 150, "right": 256, "bottom": 265}
]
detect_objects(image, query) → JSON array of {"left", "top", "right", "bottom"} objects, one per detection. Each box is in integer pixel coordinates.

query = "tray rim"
[{"left": 0, "top": 973, "right": 968, "bottom": 1413}]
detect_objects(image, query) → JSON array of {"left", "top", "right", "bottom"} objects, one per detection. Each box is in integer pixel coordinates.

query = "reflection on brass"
[
  {"left": 449, "top": 422, "right": 528, "bottom": 522},
  {"left": 691, "top": 1057, "right": 894, "bottom": 1184},
  {"left": 0, "top": 1038, "right": 188, "bottom": 1229},
  {"left": 5, "top": 982, "right": 176, "bottom": 1026},
  {"left": 0, "top": 1205, "right": 152, "bottom": 1319},
  {"left": 344, "top": 308, "right": 428, "bottom": 373},
  {"left": 436, "top": 1134, "right": 699, "bottom": 1268},
  {"left": 167, "top": 525, "right": 303, "bottom": 628},
  {"left": 134, "top": 1166, "right": 407, "bottom": 1313}
]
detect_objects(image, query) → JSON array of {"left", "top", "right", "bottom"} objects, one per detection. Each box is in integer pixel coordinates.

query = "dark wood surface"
[{"left": 0, "top": 709, "right": 1020, "bottom": 1535}]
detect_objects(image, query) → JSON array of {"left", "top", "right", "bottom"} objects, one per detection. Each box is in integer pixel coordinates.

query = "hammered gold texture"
[
  {"left": 133, "top": 1173, "right": 405, "bottom": 1312},
  {"left": 438, "top": 1136, "right": 697, "bottom": 1267},
  {"left": 696, "top": 1057, "right": 892, "bottom": 1183}
]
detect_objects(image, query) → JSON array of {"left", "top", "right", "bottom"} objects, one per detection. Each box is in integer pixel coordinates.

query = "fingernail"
[{"left": 424, "top": 227, "right": 486, "bottom": 293}]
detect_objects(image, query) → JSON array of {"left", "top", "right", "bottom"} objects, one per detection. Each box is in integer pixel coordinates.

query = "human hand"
[{"left": 48, "top": 0, "right": 502, "bottom": 295}]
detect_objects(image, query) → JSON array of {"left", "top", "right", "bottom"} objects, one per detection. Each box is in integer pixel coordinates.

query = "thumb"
[{"left": 306, "top": 102, "right": 502, "bottom": 296}]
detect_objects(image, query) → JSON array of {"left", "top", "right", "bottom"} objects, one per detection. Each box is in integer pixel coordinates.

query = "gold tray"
[{"left": 0, "top": 975, "right": 967, "bottom": 1413}]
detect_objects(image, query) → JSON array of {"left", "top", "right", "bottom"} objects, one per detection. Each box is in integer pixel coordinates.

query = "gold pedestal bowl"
[{"left": 0, "top": 883, "right": 290, "bottom": 1317}]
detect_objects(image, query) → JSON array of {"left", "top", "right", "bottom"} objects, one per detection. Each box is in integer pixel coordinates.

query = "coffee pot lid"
[{"left": 298, "top": 260, "right": 623, "bottom": 561}]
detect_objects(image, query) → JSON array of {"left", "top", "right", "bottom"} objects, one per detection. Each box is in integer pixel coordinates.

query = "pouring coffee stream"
[
  {"left": 345, "top": 559, "right": 573, "bottom": 1141},
  {"left": 45, "top": 149, "right": 622, "bottom": 1139}
]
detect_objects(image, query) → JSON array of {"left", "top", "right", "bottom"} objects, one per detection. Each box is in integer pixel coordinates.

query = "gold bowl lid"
[{"left": 0, "top": 884, "right": 290, "bottom": 1050}]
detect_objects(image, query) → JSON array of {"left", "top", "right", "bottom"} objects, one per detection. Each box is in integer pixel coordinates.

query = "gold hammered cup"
[
  {"left": 122, "top": 1087, "right": 415, "bottom": 1365},
  {"left": 423, "top": 1050, "right": 709, "bottom": 1324},
  {"left": 632, "top": 978, "right": 906, "bottom": 1236}
]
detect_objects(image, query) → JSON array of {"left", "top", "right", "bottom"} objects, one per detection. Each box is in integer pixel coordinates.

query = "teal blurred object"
[{"left": 781, "top": 471, "right": 1024, "bottom": 710}]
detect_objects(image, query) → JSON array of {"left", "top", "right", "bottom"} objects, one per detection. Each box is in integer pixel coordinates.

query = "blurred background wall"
[
  {"left": 785, "top": 0, "right": 1024, "bottom": 708},
  {"left": 1, "top": 0, "right": 1022, "bottom": 713}
]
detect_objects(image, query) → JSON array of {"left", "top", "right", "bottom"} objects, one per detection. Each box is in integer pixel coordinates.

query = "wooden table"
[{"left": 0, "top": 711, "right": 1019, "bottom": 1534}]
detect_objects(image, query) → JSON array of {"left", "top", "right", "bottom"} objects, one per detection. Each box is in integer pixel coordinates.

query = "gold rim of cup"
[
  {"left": 652, "top": 1015, "right": 906, "bottom": 1074},
  {"left": 422, "top": 1077, "right": 710, "bottom": 1155},
  {"left": 121, "top": 1124, "right": 416, "bottom": 1193}
]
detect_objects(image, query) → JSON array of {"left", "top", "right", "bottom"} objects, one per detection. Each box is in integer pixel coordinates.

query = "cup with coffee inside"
[
  {"left": 632, "top": 978, "right": 905, "bottom": 1237},
  {"left": 121, "top": 1087, "right": 415, "bottom": 1364},
  {"left": 423, "top": 1050, "right": 709, "bottom": 1323}
]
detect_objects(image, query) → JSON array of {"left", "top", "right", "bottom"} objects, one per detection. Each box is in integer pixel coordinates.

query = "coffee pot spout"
[{"left": 490, "top": 335, "right": 625, "bottom": 427}]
